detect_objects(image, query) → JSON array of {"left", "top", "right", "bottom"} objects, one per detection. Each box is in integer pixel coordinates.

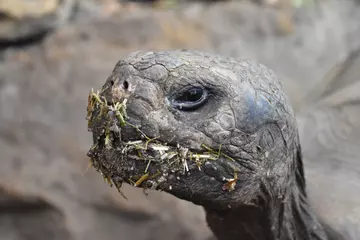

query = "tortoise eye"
[{"left": 170, "top": 87, "right": 209, "bottom": 111}]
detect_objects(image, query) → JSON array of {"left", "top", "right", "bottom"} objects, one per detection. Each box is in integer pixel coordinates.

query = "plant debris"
[
  {"left": 222, "top": 173, "right": 238, "bottom": 192},
  {"left": 86, "top": 88, "right": 239, "bottom": 197}
]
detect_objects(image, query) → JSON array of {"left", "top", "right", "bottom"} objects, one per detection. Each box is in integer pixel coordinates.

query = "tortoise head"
[{"left": 87, "top": 50, "right": 302, "bottom": 211}]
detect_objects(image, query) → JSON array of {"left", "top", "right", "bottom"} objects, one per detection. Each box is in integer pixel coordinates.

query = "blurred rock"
[
  {"left": 0, "top": 0, "right": 58, "bottom": 18},
  {"left": 1, "top": 0, "right": 360, "bottom": 240},
  {"left": 0, "top": 186, "right": 71, "bottom": 240},
  {"left": 0, "top": 0, "right": 75, "bottom": 44}
]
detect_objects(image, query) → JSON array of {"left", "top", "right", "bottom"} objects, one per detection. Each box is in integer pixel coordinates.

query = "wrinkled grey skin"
[{"left": 91, "top": 50, "right": 344, "bottom": 240}]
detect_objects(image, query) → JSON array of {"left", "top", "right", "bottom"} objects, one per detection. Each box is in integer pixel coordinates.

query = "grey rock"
[{"left": 0, "top": 0, "right": 75, "bottom": 43}]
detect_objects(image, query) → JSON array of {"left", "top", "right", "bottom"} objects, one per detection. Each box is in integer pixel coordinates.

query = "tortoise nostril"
[
  {"left": 110, "top": 79, "right": 131, "bottom": 103},
  {"left": 123, "top": 80, "right": 129, "bottom": 90}
]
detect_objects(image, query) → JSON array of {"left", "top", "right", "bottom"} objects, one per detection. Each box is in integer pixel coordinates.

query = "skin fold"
[{"left": 87, "top": 50, "right": 347, "bottom": 240}]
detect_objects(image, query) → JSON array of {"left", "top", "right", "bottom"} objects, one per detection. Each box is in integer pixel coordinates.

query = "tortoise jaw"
[
  {"left": 87, "top": 131, "right": 252, "bottom": 209},
  {"left": 86, "top": 130, "right": 230, "bottom": 191}
]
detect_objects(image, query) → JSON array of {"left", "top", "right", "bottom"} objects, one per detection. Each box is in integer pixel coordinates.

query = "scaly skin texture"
[{"left": 87, "top": 50, "right": 342, "bottom": 240}]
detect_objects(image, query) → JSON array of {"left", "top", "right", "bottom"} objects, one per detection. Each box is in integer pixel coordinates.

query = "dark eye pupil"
[
  {"left": 177, "top": 88, "right": 203, "bottom": 102},
  {"left": 171, "top": 87, "right": 208, "bottom": 111}
]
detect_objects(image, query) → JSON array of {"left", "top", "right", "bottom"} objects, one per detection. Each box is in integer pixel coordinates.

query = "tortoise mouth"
[{"left": 86, "top": 88, "right": 240, "bottom": 196}]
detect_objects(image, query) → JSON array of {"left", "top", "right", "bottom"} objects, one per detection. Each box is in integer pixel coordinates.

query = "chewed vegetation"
[{"left": 86, "top": 88, "right": 239, "bottom": 197}]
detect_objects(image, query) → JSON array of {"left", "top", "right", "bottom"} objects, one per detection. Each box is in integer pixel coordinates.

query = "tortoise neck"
[
  {"left": 204, "top": 184, "right": 328, "bottom": 240},
  {"left": 204, "top": 148, "right": 331, "bottom": 240}
]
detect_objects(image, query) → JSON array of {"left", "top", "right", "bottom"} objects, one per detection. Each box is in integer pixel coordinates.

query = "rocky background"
[{"left": 1, "top": 0, "right": 360, "bottom": 239}]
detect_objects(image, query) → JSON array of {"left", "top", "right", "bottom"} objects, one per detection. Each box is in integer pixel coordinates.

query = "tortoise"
[{"left": 86, "top": 50, "right": 360, "bottom": 240}]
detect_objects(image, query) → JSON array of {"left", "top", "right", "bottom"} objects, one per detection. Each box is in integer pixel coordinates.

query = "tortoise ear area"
[{"left": 240, "top": 98, "right": 275, "bottom": 133}]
